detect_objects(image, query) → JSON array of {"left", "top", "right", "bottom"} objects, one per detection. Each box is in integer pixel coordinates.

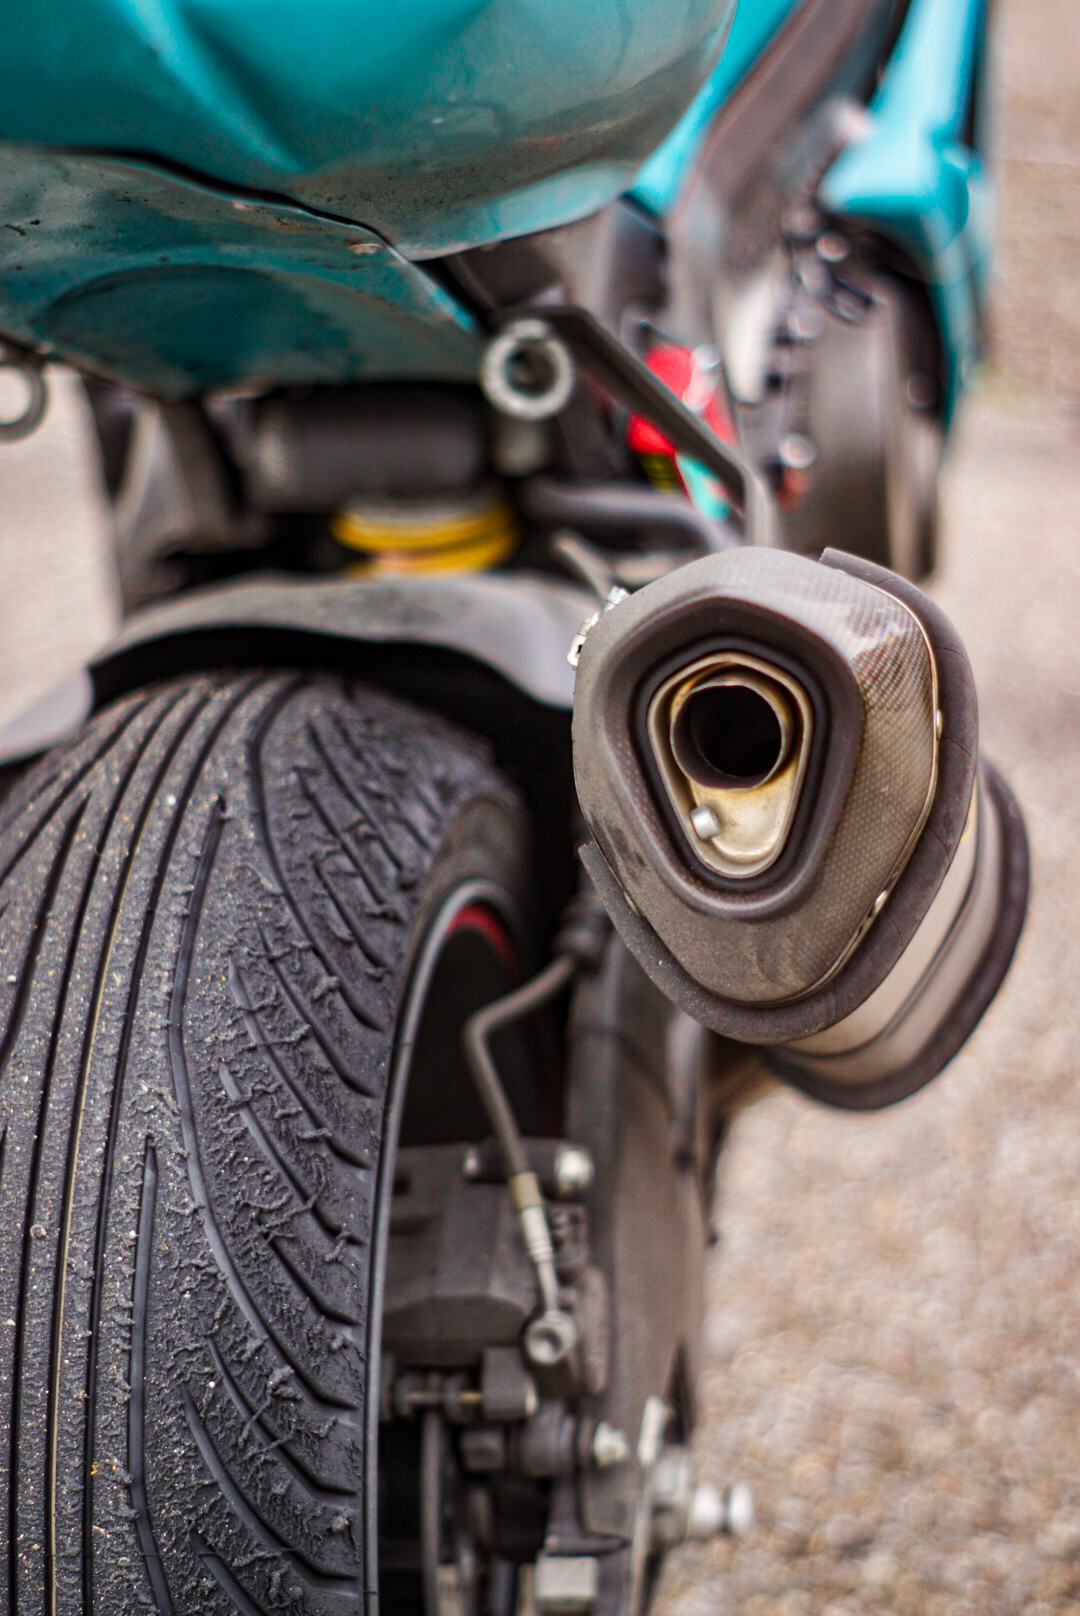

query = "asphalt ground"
[{"left": 0, "top": 0, "right": 1078, "bottom": 1609}]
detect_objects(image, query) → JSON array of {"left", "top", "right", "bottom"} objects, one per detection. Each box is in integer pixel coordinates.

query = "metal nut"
[
  {"left": 722, "top": 1481, "right": 756, "bottom": 1539},
  {"left": 690, "top": 804, "right": 722, "bottom": 841},
  {"left": 553, "top": 1144, "right": 595, "bottom": 1198},
  {"left": 592, "top": 1422, "right": 630, "bottom": 1470},
  {"left": 480, "top": 319, "right": 577, "bottom": 422},
  {"left": 523, "top": 1309, "right": 579, "bottom": 1370},
  {"left": 534, "top": 1554, "right": 600, "bottom": 1614}
]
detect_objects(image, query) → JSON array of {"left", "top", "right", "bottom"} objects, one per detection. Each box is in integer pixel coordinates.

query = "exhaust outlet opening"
[
  {"left": 647, "top": 653, "right": 814, "bottom": 880},
  {"left": 671, "top": 676, "right": 793, "bottom": 790},
  {"left": 573, "top": 546, "right": 1027, "bottom": 1106}
]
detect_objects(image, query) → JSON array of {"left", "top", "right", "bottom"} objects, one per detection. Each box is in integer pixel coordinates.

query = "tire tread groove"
[
  {"left": 0, "top": 674, "right": 516, "bottom": 1616},
  {"left": 169, "top": 800, "right": 356, "bottom": 1413},
  {"left": 130, "top": 1142, "right": 174, "bottom": 1614},
  {"left": 79, "top": 684, "right": 220, "bottom": 1614},
  {"left": 182, "top": 1389, "right": 360, "bottom": 1592},
  {"left": 43, "top": 689, "right": 185, "bottom": 1615},
  {"left": 6, "top": 799, "right": 90, "bottom": 1616},
  {"left": 0, "top": 693, "right": 152, "bottom": 890}
]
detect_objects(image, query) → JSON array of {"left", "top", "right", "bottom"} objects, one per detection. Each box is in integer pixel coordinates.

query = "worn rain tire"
[{"left": 0, "top": 673, "right": 525, "bottom": 1616}]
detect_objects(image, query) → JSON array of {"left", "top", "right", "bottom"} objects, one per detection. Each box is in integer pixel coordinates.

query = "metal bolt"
[
  {"left": 690, "top": 804, "right": 721, "bottom": 841},
  {"left": 462, "top": 1145, "right": 482, "bottom": 1180},
  {"left": 523, "top": 1309, "right": 579, "bottom": 1370},
  {"left": 779, "top": 433, "right": 817, "bottom": 472},
  {"left": 687, "top": 1482, "right": 726, "bottom": 1540},
  {"left": 648, "top": 1449, "right": 755, "bottom": 1550},
  {"left": 816, "top": 231, "right": 850, "bottom": 264},
  {"left": 722, "top": 1482, "right": 756, "bottom": 1539},
  {"left": 592, "top": 1422, "right": 630, "bottom": 1470},
  {"left": 554, "top": 1144, "right": 595, "bottom": 1199},
  {"left": 687, "top": 1479, "right": 757, "bottom": 1541}
]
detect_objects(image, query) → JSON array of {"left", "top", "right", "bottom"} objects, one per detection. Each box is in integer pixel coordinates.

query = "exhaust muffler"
[{"left": 572, "top": 547, "right": 1028, "bottom": 1109}]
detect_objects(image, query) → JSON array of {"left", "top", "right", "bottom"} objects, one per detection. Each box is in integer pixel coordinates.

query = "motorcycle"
[{"left": 0, "top": 0, "right": 1028, "bottom": 1612}]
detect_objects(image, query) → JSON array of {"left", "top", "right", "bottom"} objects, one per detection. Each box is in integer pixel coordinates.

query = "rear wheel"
[{"left": 0, "top": 672, "right": 530, "bottom": 1616}]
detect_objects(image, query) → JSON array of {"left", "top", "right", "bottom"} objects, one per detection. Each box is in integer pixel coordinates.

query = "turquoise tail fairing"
[
  {"left": 631, "top": 0, "right": 993, "bottom": 412},
  {"left": 0, "top": 0, "right": 736, "bottom": 397},
  {"left": 0, "top": 150, "right": 482, "bottom": 399},
  {"left": 819, "top": 0, "right": 992, "bottom": 410},
  {"left": 0, "top": 0, "right": 736, "bottom": 258},
  {"left": 0, "top": 0, "right": 990, "bottom": 405},
  {"left": 632, "top": 0, "right": 806, "bottom": 217}
]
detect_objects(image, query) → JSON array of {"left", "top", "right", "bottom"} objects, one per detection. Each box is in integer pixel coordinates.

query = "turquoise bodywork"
[
  {"left": 820, "top": 0, "right": 991, "bottom": 408},
  {"left": 632, "top": 0, "right": 805, "bottom": 216},
  {"left": 0, "top": 0, "right": 989, "bottom": 403},
  {"left": 0, "top": 0, "right": 734, "bottom": 257},
  {"left": 0, "top": 0, "right": 736, "bottom": 394},
  {"left": 0, "top": 150, "right": 481, "bottom": 397},
  {"left": 631, "top": 0, "right": 991, "bottom": 408}
]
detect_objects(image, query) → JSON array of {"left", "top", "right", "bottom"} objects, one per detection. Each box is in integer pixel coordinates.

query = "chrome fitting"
[
  {"left": 648, "top": 1447, "right": 755, "bottom": 1551},
  {"left": 553, "top": 1144, "right": 595, "bottom": 1199},
  {"left": 647, "top": 651, "right": 814, "bottom": 879},
  {"left": 0, "top": 342, "right": 48, "bottom": 442},
  {"left": 534, "top": 1554, "right": 600, "bottom": 1614},
  {"left": 481, "top": 319, "right": 577, "bottom": 422}
]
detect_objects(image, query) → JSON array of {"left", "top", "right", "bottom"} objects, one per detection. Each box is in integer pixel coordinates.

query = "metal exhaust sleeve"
[{"left": 572, "top": 547, "right": 1029, "bottom": 1109}]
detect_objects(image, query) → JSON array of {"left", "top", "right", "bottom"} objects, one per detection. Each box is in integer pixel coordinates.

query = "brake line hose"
[
  {"left": 461, "top": 891, "right": 609, "bottom": 1316},
  {"left": 463, "top": 953, "right": 575, "bottom": 1312}
]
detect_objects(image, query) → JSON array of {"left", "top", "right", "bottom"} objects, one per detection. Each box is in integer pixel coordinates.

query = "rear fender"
[{"left": 0, "top": 572, "right": 589, "bottom": 897}]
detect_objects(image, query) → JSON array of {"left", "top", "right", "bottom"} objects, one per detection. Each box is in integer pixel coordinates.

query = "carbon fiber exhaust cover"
[{"left": 572, "top": 548, "right": 1028, "bottom": 1105}]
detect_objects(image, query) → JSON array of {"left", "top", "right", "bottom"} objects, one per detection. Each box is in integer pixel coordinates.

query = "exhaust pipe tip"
[
  {"left": 649, "top": 656, "right": 813, "bottom": 877},
  {"left": 572, "top": 545, "right": 1029, "bottom": 1109},
  {"left": 670, "top": 673, "right": 793, "bottom": 789}
]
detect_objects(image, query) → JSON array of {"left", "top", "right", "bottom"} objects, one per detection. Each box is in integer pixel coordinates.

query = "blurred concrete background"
[
  {"left": 0, "top": 0, "right": 1078, "bottom": 1610},
  {"left": 658, "top": 0, "right": 1080, "bottom": 1610}
]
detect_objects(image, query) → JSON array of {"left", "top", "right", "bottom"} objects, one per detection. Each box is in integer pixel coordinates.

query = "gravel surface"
[
  {"left": 0, "top": 0, "right": 1077, "bottom": 1610},
  {"left": 656, "top": 400, "right": 1080, "bottom": 1616},
  {"left": 0, "top": 371, "right": 117, "bottom": 731},
  {"left": 652, "top": 5, "right": 1080, "bottom": 1609}
]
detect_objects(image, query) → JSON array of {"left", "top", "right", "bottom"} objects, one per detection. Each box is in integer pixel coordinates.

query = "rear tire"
[{"left": 0, "top": 673, "right": 527, "bottom": 1616}]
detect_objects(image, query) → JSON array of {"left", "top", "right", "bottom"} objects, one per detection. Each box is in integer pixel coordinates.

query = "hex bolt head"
[
  {"left": 723, "top": 1482, "right": 756, "bottom": 1539},
  {"left": 816, "top": 231, "right": 850, "bottom": 264},
  {"left": 554, "top": 1144, "right": 595, "bottom": 1198},
  {"left": 523, "top": 1309, "right": 579, "bottom": 1370},
  {"left": 690, "top": 804, "right": 722, "bottom": 841},
  {"left": 592, "top": 1422, "right": 630, "bottom": 1470}
]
